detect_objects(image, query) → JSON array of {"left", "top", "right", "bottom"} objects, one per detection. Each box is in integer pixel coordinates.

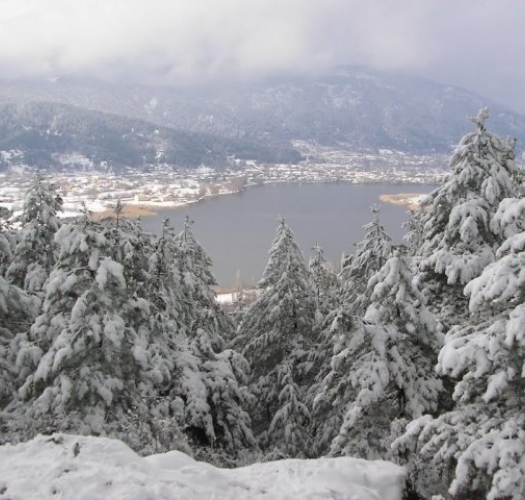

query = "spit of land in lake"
[{"left": 379, "top": 192, "right": 430, "bottom": 211}]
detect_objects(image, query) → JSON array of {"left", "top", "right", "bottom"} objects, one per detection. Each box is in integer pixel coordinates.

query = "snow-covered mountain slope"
[
  {"left": 0, "top": 433, "right": 406, "bottom": 500},
  {"left": 1, "top": 66, "right": 524, "bottom": 155},
  {"left": 0, "top": 101, "right": 300, "bottom": 172}
]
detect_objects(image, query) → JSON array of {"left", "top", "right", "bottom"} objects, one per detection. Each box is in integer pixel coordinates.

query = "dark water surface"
[{"left": 141, "top": 182, "right": 433, "bottom": 287}]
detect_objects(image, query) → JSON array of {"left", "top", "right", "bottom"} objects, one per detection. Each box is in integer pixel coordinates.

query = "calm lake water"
[{"left": 141, "top": 182, "right": 433, "bottom": 288}]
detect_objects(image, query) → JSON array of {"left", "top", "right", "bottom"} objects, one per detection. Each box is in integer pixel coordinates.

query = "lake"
[{"left": 141, "top": 182, "right": 434, "bottom": 288}]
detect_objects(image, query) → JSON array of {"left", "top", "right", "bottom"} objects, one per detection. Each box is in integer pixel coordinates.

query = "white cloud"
[{"left": 0, "top": 0, "right": 524, "bottom": 112}]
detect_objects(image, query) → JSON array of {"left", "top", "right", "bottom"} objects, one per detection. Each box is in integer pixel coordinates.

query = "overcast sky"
[{"left": 1, "top": 0, "right": 525, "bottom": 113}]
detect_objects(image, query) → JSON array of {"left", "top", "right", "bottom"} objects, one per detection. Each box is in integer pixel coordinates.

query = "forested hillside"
[
  {"left": 2, "top": 68, "right": 525, "bottom": 154},
  {"left": 1, "top": 109, "right": 525, "bottom": 498},
  {"left": 0, "top": 101, "right": 300, "bottom": 171}
]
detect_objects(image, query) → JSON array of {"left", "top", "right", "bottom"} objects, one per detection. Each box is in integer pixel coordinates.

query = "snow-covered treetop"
[
  {"left": 176, "top": 216, "right": 217, "bottom": 289},
  {"left": 418, "top": 109, "right": 519, "bottom": 286},
  {"left": 470, "top": 107, "right": 490, "bottom": 132},
  {"left": 340, "top": 205, "right": 393, "bottom": 313},
  {"left": 18, "top": 172, "right": 63, "bottom": 230},
  {"left": 351, "top": 205, "right": 392, "bottom": 271},
  {"left": 149, "top": 218, "right": 179, "bottom": 280},
  {"left": 364, "top": 249, "right": 439, "bottom": 349},
  {"left": 309, "top": 243, "right": 324, "bottom": 269},
  {"left": 259, "top": 218, "right": 309, "bottom": 289},
  {"left": 6, "top": 173, "right": 64, "bottom": 293},
  {"left": 445, "top": 110, "right": 517, "bottom": 209},
  {"left": 309, "top": 242, "right": 338, "bottom": 308},
  {"left": 236, "top": 218, "right": 315, "bottom": 381}
]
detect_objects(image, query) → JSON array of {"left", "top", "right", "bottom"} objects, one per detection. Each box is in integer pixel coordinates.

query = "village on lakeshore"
[{"left": 0, "top": 146, "right": 444, "bottom": 217}]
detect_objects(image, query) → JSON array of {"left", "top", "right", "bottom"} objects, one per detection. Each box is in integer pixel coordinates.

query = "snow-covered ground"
[{"left": 0, "top": 434, "right": 406, "bottom": 500}]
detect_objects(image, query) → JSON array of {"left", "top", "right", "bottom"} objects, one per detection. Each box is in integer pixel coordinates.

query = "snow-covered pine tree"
[
  {"left": 265, "top": 363, "right": 312, "bottom": 459},
  {"left": 0, "top": 274, "right": 38, "bottom": 411},
  {"left": 310, "top": 306, "right": 357, "bottom": 456},
  {"left": 396, "top": 197, "right": 525, "bottom": 500},
  {"left": 232, "top": 269, "right": 246, "bottom": 326},
  {"left": 365, "top": 248, "right": 442, "bottom": 353},
  {"left": 308, "top": 242, "right": 338, "bottom": 319},
  {"left": 340, "top": 205, "right": 393, "bottom": 316},
  {"left": 415, "top": 108, "right": 519, "bottom": 327},
  {"left": 235, "top": 219, "right": 316, "bottom": 456},
  {"left": 175, "top": 216, "right": 234, "bottom": 348},
  {"left": 84, "top": 211, "right": 255, "bottom": 460},
  {"left": 402, "top": 205, "right": 426, "bottom": 257},
  {"left": 306, "top": 245, "right": 351, "bottom": 456},
  {"left": 6, "top": 172, "right": 62, "bottom": 295},
  {"left": 234, "top": 219, "right": 315, "bottom": 453},
  {"left": 0, "top": 206, "right": 39, "bottom": 410},
  {"left": 4, "top": 211, "right": 167, "bottom": 451},
  {"left": 100, "top": 207, "right": 173, "bottom": 396},
  {"left": 328, "top": 249, "right": 442, "bottom": 460},
  {"left": 100, "top": 202, "right": 153, "bottom": 289},
  {"left": 180, "top": 323, "right": 257, "bottom": 463},
  {"left": 96, "top": 208, "right": 192, "bottom": 454},
  {"left": 308, "top": 207, "right": 394, "bottom": 453},
  {"left": 146, "top": 218, "right": 185, "bottom": 335},
  {"left": 257, "top": 217, "right": 309, "bottom": 290},
  {"left": 0, "top": 206, "right": 15, "bottom": 276},
  {"left": 164, "top": 218, "right": 256, "bottom": 461}
]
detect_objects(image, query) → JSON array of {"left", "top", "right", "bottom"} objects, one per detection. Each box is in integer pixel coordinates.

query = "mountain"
[
  {"left": 0, "top": 101, "right": 300, "bottom": 171},
  {"left": 0, "top": 66, "right": 524, "bottom": 171}
]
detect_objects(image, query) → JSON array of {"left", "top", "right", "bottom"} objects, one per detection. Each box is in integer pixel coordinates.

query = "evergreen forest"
[{"left": 1, "top": 109, "right": 525, "bottom": 499}]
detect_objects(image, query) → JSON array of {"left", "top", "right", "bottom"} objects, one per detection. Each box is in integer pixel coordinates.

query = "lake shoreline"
[{"left": 89, "top": 180, "right": 432, "bottom": 219}]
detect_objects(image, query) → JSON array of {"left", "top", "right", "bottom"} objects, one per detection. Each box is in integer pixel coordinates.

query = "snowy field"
[{"left": 0, "top": 434, "right": 406, "bottom": 500}]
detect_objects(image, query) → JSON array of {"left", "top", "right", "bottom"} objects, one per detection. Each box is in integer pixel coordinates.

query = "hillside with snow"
[{"left": 0, "top": 66, "right": 524, "bottom": 173}]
